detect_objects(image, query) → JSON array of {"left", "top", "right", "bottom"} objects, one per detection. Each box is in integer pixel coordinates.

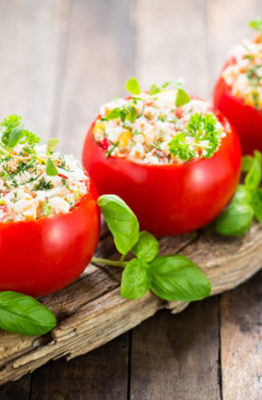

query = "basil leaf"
[
  {"left": 105, "top": 108, "right": 121, "bottom": 120},
  {"left": 175, "top": 88, "right": 190, "bottom": 107},
  {"left": 233, "top": 184, "right": 252, "bottom": 204},
  {"left": 121, "top": 258, "right": 150, "bottom": 300},
  {"left": 245, "top": 150, "right": 261, "bottom": 189},
  {"left": 149, "top": 84, "right": 161, "bottom": 95},
  {"left": 0, "top": 291, "right": 56, "bottom": 336},
  {"left": 215, "top": 202, "right": 253, "bottom": 236},
  {"left": 46, "top": 158, "right": 58, "bottom": 176},
  {"left": 125, "top": 77, "right": 141, "bottom": 95},
  {"left": 249, "top": 18, "right": 262, "bottom": 34},
  {"left": 97, "top": 195, "right": 139, "bottom": 255},
  {"left": 252, "top": 188, "right": 262, "bottom": 222},
  {"left": 242, "top": 155, "right": 254, "bottom": 172},
  {"left": 8, "top": 125, "right": 24, "bottom": 148},
  {"left": 132, "top": 231, "right": 159, "bottom": 262},
  {"left": 47, "top": 138, "right": 59, "bottom": 153},
  {"left": 149, "top": 255, "right": 211, "bottom": 301}
]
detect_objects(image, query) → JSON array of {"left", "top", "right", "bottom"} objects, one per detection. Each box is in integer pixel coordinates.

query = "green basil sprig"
[
  {"left": 215, "top": 150, "right": 262, "bottom": 236},
  {"left": 95, "top": 195, "right": 211, "bottom": 302},
  {"left": 0, "top": 291, "right": 56, "bottom": 336},
  {"left": 97, "top": 195, "right": 139, "bottom": 254}
]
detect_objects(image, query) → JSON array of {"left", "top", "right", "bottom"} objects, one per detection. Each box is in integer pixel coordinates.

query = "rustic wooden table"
[{"left": 0, "top": 0, "right": 261, "bottom": 399}]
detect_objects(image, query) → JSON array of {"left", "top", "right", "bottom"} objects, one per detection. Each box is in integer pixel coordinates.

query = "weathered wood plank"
[
  {"left": 220, "top": 270, "right": 262, "bottom": 400},
  {"left": 0, "top": 376, "right": 31, "bottom": 400},
  {"left": 30, "top": 334, "right": 129, "bottom": 400},
  {"left": 1, "top": 225, "right": 262, "bottom": 385},
  {"left": 130, "top": 298, "right": 221, "bottom": 400},
  {"left": 54, "top": 0, "right": 135, "bottom": 157}
]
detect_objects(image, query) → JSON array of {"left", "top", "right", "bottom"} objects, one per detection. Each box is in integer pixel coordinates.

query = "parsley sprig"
[
  {"left": 0, "top": 115, "right": 41, "bottom": 155},
  {"left": 168, "top": 113, "right": 222, "bottom": 161}
]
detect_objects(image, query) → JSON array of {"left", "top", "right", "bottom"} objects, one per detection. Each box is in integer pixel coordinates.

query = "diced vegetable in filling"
[
  {"left": 94, "top": 85, "right": 226, "bottom": 165},
  {"left": 222, "top": 33, "right": 262, "bottom": 108},
  {"left": 0, "top": 115, "right": 88, "bottom": 222}
]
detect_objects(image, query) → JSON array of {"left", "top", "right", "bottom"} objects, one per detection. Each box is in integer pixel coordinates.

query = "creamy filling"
[{"left": 94, "top": 89, "right": 226, "bottom": 165}]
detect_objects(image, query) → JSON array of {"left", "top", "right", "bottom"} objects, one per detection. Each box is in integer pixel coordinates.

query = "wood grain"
[
  {"left": 220, "top": 270, "right": 262, "bottom": 400},
  {"left": 130, "top": 299, "right": 220, "bottom": 400},
  {"left": 30, "top": 334, "right": 129, "bottom": 400}
]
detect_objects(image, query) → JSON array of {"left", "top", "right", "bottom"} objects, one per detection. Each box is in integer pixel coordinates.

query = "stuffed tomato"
[
  {"left": 0, "top": 115, "right": 100, "bottom": 296},
  {"left": 82, "top": 84, "right": 241, "bottom": 236},
  {"left": 213, "top": 28, "right": 262, "bottom": 154}
]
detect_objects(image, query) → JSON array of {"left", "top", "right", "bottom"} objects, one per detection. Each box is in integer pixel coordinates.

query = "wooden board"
[{"left": 0, "top": 223, "right": 262, "bottom": 385}]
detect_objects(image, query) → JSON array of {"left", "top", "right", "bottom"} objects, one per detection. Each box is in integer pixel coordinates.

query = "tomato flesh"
[
  {"left": 0, "top": 178, "right": 100, "bottom": 296},
  {"left": 82, "top": 113, "right": 241, "bottom": 237}
]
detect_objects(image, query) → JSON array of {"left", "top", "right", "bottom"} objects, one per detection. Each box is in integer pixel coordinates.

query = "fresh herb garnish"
[
  {"left": 34, "top": 177, "right": 53, "bottom": 191},
  {"left": 47, "top": 138, "right": 59, "bottom": 154},
  {"left": 175, "top": 88, "right": 190, "bottom": 107},
  {"left": 215, "top": 150, "right": 262, "bottom": 236},
  {"left": 249, "top": 18, "right": 262, "bottom": 34},
  {"left": 125, "top": 77, "right": 141, "bottom": 95},
  {"left": 168, "top": 113, "right": 222, "bottom": 161},
  {"left": 0, "top": 115, "right": 41, "bottom": 152},
  {"left": 0, "top": 291, "right": 56, "bottom": 336},
  {"left": 46, "top": 158, "right": 58, "bottom": 176},
  {"left": 93, "top": 195, "right": 211, "bottom": 301}
]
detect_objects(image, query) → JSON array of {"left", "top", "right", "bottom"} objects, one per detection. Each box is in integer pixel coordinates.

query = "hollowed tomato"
[
  {"left": 0, "top": 177, "right": 100, "bottom": 296},
  {"left": 213, "top": 58, "right": 262, "bottom": 155},
  {"left": 82, "top": 111, "right": 241, "bottom": 237}
]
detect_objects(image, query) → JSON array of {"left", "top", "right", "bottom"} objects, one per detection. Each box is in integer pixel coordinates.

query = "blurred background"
[
  {"left": 0, "top": 0, "right": 262, "bottom": 159},
  {"left": 1, "top": 1, "right": 262, "bottom": 399}
]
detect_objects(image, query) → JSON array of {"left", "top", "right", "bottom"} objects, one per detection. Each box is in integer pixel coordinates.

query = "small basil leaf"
[
  {"left": 132, "top": 231, "right": 159, "bottom": 262},
  {"left": 245, "top": 150, "right": 261, "bottom": 189},
  {"left": 149, "top": 255, "right": 211, "bottom": 301},
  {"left": 252, "top": 188, "right": 262, "bottom": 222},
  {"left": 125, "top": 77, "right": 141, "bottom": 95},
  {"left": 47, "top": 138, "right": 59, "bottom": 153},
  {"left": 233, "top": 184, "right": 252, "bottom": 204},
  {"left": 105, "top": 108, "right": 121, "bottom": 120},
  {"left": 249, "top": 18, "right": 262, "bottom": 34},
  {"left": 97, "top": 195, "right": 139, "bottom": 255},
  {"left": 0, "top": 291, "right": 56, "bottom": 336},
  {"left": 215, "top": 202, "right": 253, "bottom": 236},
  {"left": 149, "top": 84, "right": 161, "bottom": 95},
  {"left": 46, "top": 158, "right": 58, "bottom": 176},
  {"left": 121, "top": 258, "right": 150, "bottom": 300},
  {"left": 242, "top": 155, "right": 254, "bottom": 172},
  {"left": 8, "top": 126, "right": 24, "bottom": 148},
  {"left": 175, "top": 88, "right": 190, "bottom": 107}
]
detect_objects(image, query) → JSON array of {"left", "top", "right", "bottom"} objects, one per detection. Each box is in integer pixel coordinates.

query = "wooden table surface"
[{"left": 0, "top": 1, "right": 262, "bottom": 399}]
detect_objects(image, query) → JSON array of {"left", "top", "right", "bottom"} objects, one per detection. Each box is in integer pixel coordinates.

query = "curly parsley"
[{"left": 168, "top": 113, "right": 223, "bottom": 161}]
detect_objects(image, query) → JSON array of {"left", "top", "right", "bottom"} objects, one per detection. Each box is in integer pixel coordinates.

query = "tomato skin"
[
  {"left": 213, "top": 61, "right": 262, "bottom": 155},
  {"left": 82, "top": 113, "right": 241, "bottom": 237},
  {"left": 0, "top": 178, "right": 100, "bottom": 297}
]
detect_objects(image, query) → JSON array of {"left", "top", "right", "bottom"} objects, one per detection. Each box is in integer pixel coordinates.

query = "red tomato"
[
  {"left": 0, "top": 177, "right": 100, "bottom": 297},
  {"left": 213, "top": 57, "right": 262, "bottom": 154},
  {"left": 82, "top": 111, "right": 241, "bottom": 237}
]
